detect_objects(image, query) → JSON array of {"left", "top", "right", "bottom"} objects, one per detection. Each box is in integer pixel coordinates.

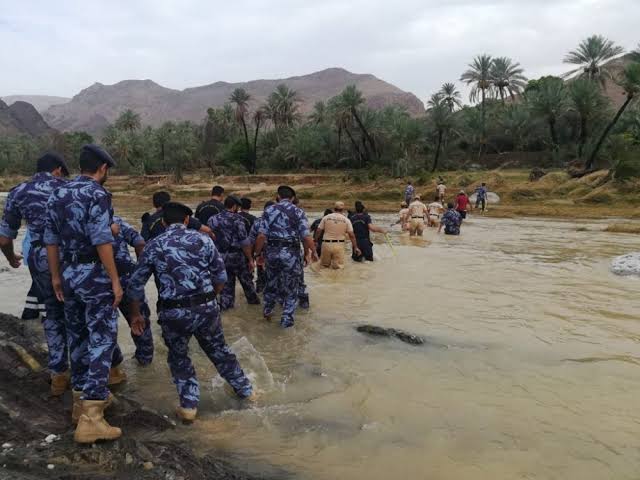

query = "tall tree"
[
  {"left": 460, "top": 54, "right": 493, "bottom": 146},
  {"left": 229, "top": 88, "right": 255, "bottom": 173},
  {"left": 587, "top": 62, "right": 640, "bottom": 170},
  {"left": 498, "top": 105, "right": 531, "bottom": 151},
  {"left": 563, "top": 34, "right": 625, "bottom": 87},
  {"left": 490, "top": 57, "right": 528, "bottom": 102},
  {"left": 309, "top": 101, "right": 327, "bottom": 125},
  {"left": 527, "top": 76, "right": 569, "bottom": 150},
  {"left": 568, "top": 78, "right": 609, "bottom": 157},
  {"left": 427, "top": 94, "right": 454, "bottom": 172},
  {"left": 267, "top": 84, "right": 300, "bottom": 128},
  {"left": 438, "top": 83, "right": 463, "bottom": 112},
  {"left": 114, "top": 109, "right": 141, "bottom": 132},
  {"left": 340, "top": 85, "right": 379, "bottom": 163}
]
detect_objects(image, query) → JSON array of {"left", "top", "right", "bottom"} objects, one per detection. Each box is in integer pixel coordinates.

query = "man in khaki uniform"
[
  {"left": 408, "top": 195, "right": 428, "bottom": 236},
  {"left": 315, "top": 201, "right": 361, "bottom": 269}
]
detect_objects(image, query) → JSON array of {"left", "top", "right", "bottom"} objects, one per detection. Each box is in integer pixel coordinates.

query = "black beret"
[
  {"left": 80, "top": 144, "right": 116, "bottom": 168},
  {"left": 228, "top": 195, "right": 241, "bottom": 206},
  {"left": 277, "top": 185, "right": 296, "bottom": 198},
  {"left": 162, "top": 202, "right": 193, "bottom": 217},
  {"left": 37, "top": 152, "right": 69, "bottom": 176}
]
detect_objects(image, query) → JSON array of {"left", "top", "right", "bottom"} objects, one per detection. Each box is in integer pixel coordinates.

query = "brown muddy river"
[{"left": 1, "top": 198, "right": 640, "bottom": 479}]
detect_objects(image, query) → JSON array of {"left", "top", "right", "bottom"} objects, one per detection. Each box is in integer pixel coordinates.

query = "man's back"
[
  {"left": 456, "top": 194, "right": 469, "bottom": 210},
  {"left": 319, "top": 212, "right": 353, "bottom": 241},
  {"left": 408, "top": 201, "right": 427, "bottom": 217},
  {"left": 428, "top": 202, "right": 443, "bottom": 216},
  {"left": 350, "top": 213, "right": 371, "bottom": 239},
  {"left": 195, "top": 199, "right": 224, "bottom": 225},
  {"left": 208, "top": 210, "right": 248, "bottom": 253},
  {"left": 260, "top": 200, "right": 310, "bottom": 241}
]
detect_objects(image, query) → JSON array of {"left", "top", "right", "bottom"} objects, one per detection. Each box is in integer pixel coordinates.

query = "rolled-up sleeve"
[
  {"left": 127, "top": 244, "right": 155, "bottom": 301},
  {"left": 0, "top": 187, "right": 22, "bottom": 239}
]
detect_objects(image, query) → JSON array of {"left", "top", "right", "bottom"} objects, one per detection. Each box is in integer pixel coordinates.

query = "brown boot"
[
  {"left": 50, "top": 372, "right": 70, "bottom": 396},
  {"left": 176, "top": 406, "right": 197, "bottom": 423},
  {"left": 107, "top": 366, "right": 127, "bottom": 385},
  {"left": 73, "top": 399, "right": 122, "bottom": 443},
  {"left": 72, "top": 392, "right": 115, "bottom": 424}
]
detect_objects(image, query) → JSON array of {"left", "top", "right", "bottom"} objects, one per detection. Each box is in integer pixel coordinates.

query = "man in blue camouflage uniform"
[
  {"left": 438, "top": 203, "right": 462, "bottom": 236},
  {"left": 404, "top": 181, "right": 415, "bottom": 205},
  {"left": 254, "top": 186, "right": 316, "bottom": 328},
  {"left": 111, "top": 215, "right": 154, "bottom": 365},
  {"left": 250, "top": 201, "right": 274, "bottom": 293},
  {"left": 45, "top": 144, "right": 123, "bottom": 443},
  {"left": 0, "top": 153, "right": 70, "bottom": 396},
  {"left": 126, "top": 202, "right": 253, "bottom": 422},
  {"left": 207, "top": 196, "right": 259, "bottom": 310}
]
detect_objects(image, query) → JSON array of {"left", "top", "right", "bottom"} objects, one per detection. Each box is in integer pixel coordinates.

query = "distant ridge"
[
  {"left": 41, "top": 68, "right": 425, "bottom": 135},
  {"left": 1, "top": 95, "right": 70, "bottom": 113},
  {"left": 0, "top": 100, "right": 54, "bottom": 137}
]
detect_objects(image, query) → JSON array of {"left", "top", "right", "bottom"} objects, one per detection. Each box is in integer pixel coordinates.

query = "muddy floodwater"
[{"left": 1, "top": 199, "right": 640, "bottom": 479}]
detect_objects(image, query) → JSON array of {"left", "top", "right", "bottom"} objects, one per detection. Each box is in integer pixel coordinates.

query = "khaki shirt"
[
  {"left": 399, "top": 208, "right": 409, "bottom": 223},
  {"left": 408, "top": 201, "right": 427, "bottom": 218},
  {"left": 428, "top": 202, "right": 443, "bottom": 216},
  {"left": 318, "top": 212, "right": 354, "bottom": 240}
]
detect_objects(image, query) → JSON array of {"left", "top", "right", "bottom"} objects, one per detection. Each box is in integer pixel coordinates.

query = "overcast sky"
[{"left": 1, "top": 0, "right": 638, "bottom": 104}]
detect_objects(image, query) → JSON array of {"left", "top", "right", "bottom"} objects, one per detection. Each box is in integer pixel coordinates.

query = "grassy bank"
[{"left": 2, "top": 168, "right": 640, "bottom": 220}]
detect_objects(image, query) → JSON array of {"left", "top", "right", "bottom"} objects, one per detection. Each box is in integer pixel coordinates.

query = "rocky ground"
[{"left": 0, "top": 313, "right": 280, "bottom": 480}]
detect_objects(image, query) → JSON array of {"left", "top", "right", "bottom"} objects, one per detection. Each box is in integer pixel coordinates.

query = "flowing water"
[{"left": 1, "top": 199, "right": 640, "bottom": 479}]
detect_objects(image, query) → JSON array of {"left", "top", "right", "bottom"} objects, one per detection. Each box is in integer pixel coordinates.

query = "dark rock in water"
[{"left": 356, "top": 325, "right": 425, "bottom": 345}]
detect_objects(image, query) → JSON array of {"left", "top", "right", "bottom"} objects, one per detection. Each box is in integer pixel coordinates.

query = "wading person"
[
  {"left": 207, "top": 196, "right": 259, "bottom": 310},
  {"left": 250, "top": 201, "right": 275, "bottom": 293},
  {"left": 404, "top": 181, "right": 415, "bottom": 205},
  {"left": 0, "top": 152, "right": 70, "bottom": 396},
  {"left": 127, "top": 202, "right": 254, "bottom": 422},
  {"left": 408, "top": 195, "right": 428, "bottom": 236},
  {"left": 474, "top": 183, "right": 488, "bottom": 213},
  {"left": 310, "top": 208, "right": 332, "bottom": 257},
  {"left": 45, "top": 144, "right": 123, "bottom": 443},
  {"left": 438, "top": 203, "right": 462, "bottom": 236},
  {"left": 397, "top": 202, "right": 409, "bottom": 231},
  {"left": 315, "top": 201, "right": 361, "bottom": 269},
  {"left": 427, "top": 196, "right": 444, "bottom": 228},
  {"left": 350, "top": 201, "right": 387, "bottom": 262},
  {"left": 254, "top": 186, "right": 316, "bottom": 328},
  {"left": 195, "top": 185, "right": 225, "bottom": 225},
  {"left": 111, "top": 216, "right": 154, "bottom": 366},
  {"left": 455, "top": 190, "right": 470, "bottom": 223},
  {"left": 436, "top": 181, "right": 447, "bottom": 204},
  {"left": 141, "top": 191, "right": 208, "bottom": 241}
]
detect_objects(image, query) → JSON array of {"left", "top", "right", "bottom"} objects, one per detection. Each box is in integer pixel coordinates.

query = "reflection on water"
[{"left": 2, "top": 197, "right": 640, "bottom": 479}]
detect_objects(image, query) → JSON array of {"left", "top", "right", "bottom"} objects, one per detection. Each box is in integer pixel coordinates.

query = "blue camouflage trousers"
[
  {"left": 219, "top": 252, "right": 260, "bottom": 310},
  {"left": 159, "top": 303, "right": 252, "bottom": 408},
  {"left": 27, "top": 246, "right": 68, "bottom": 374},
  {"left": 255, "top": 265, "right": 266, "bottom": 293},
  {"left": 117, "top": 274, "right": 154, "bottom": 365},
  {"left": 263, "top": 245, "right": 303, "bottom": 328},
  {"left": 62, "top": 263, "right": 118, "bottom": 400}
]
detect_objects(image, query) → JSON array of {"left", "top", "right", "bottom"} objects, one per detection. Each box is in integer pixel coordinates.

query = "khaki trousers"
[
  {"left": 409, "top": 218, "right": 424, "bottom": 236},
  {"left": 321, "top": 242, "right": 345, "bottom": 269}
]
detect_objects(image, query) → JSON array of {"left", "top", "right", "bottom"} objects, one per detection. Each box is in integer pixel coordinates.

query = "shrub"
[{"left": 614, "top": 152, "right": 640, "bottom": 181}]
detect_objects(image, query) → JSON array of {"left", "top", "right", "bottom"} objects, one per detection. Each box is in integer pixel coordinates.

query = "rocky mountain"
[
  {"left": 1, "top": 95, "right": 70, "bottom": 113},
  {"left": 43, "top": 68, "right": 425, "bottom": 135},
  {"left": 0, "top": 100, "right": 55, "bottom": 137}
]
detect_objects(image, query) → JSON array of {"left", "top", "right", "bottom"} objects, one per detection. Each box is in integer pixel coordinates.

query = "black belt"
[
  {"left": 63, "top": 252, "right": 100, "bottom": 264},
  {"left": 323, "top": 240, "right": 345, "bottom": 243},
  {"left": 157, "top": 291, "right": 217, "bottom": 310},
  {"left": 411, "top": 216, "right": 424, "bottom": 219},
  {"left": 267, "top": 238, "right": 299, "bottom": 247}
]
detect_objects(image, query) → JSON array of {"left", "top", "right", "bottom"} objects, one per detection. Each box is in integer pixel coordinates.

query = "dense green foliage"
[{"left": 1, "top": 35, "right": 639, "bottom": 178}]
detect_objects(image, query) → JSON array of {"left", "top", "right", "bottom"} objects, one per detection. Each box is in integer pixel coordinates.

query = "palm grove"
[{"left": 1, "top": 35, "right": 640, "bottom": 179}]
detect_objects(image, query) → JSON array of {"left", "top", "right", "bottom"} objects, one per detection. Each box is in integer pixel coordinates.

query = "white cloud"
[{"left": 0, "top": 0, "right": 638, "bottom": 104}]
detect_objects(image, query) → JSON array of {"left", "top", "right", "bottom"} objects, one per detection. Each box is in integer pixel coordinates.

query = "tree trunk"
[
  {"left": 240, "top": 117, "right": 253, "bottom": 174},
  {"left": 432, "top": 130, "right": 443, "bottom": 172},
  {"left": 499, "top": 88, "right": 505, "bottom": 104},
  {"left": 344, "top": 127, "right": 365, "bottom": 166},
  {"left": 548, "top": 117, "right": 559, "bottom": 151},
  {"left": 481, "top": 87, "right": 486, "bottom": 142},
  {"left": 352, "top": 108, "right": 378, "bottom": 161},
  {"left": 252, "top": 117, "right": 262, "bottom": 174},
  {"left": 587, "top": 95, "right": 634, "bottom": 170},
  {"left": 336, "top": 125, "right": 342, "bottom": 162},
  {"left": 578, "top": 115, "right": 587, "bottom": 158}
]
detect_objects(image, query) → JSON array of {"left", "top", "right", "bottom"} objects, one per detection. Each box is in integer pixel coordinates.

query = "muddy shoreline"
[{"left": 0, "top": 313, "right": 285, "bottom": 480}]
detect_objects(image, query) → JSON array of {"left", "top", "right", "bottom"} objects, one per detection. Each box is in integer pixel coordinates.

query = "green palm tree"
[
  {"left": 427, "top": 94, "right": 454, "bottom": 172},
  {"left": 460, "top": 54, "right": 493, "bottom": 143},
  {"left": 563, "top": 34, "right": 625, "bottom": 87},
  {"left": 229, "top": 88, "right": 255, "bottom": 173},
  {"left": 438, "top": 83, "right": 462, "bottom": 112},
  {"left": 498, "top": 105, "right": 531, "bottom": 151},
  {"left": 527, "top": 76, "right": 569, "bottom": 150},
  {"left": 114, "top": 109, "right": 141, "bottom": 132},
  {"left": 268, "top": 84, "right": 300, "bottom": 128},
  {"left": 568, "top": 78, "right": 609, "bottom": 157},
  {"left": 340, "top": 85, "right": 378, "bottom": 163},
  {"left": 490, "top": 57, "right": 527, "bottom": 102},
  {"left": 587, "top": 62, "right": 640, "bottom": 170},
  {"left": 309, "top": 101, "right": 327, "bottom": 125}
]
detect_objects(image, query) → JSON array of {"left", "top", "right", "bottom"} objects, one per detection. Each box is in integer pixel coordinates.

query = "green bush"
[{"left": 614, "top": 151, "right": 640, "bottom": 181}]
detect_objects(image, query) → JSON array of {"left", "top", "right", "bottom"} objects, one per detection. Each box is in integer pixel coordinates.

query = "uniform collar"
[
  {"left": 279, "top": 199, "right": 292, "bottom": 204},
  {"left": 32, "top": 171, "right": 54, "bottom": 181},
  {"left": 167, "top": 223, "right": 186, "bottom": 231}
]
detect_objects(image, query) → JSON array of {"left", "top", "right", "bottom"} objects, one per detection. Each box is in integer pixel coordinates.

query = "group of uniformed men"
[{"left": 0, "top": 145, "right": 319, "bottom": 445}]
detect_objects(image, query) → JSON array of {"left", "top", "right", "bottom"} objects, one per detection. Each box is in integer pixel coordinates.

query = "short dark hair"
[
  {"left": 240, "top": 197, "right": 252, "bottom": 210},
  {"left": 355, "top": 201, "right": 365, "bottom": 213},
  {"left": 162, "top": 202, "right": 193, "bottom": 225},
  {"left": 481, "top": 182, "right": 486, "bottom": 186},
  {"left": 211, "top": 185, "right": 225, "bottom": 197},
  {"left": 323, "top": 208, "right": 333, "bottom": 216},
  {"left": 447, "top": 202, "right": 454, "bottom": 209},
  {"left": 277, "top": 185, "right": 295, "bottom": 199},
  {"left": 153, "top": 191, "right": 171, "bottom": 208},
  {"left": 224, "top": 196, "right": 239, "bottom": 209}
]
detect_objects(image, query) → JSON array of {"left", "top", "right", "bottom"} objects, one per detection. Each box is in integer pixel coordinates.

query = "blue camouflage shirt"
[
  {"left": 249, "top": 217, "right": 263, "bottom": 245},
  {"left": 44, "top": 176, "right": 114, "bottom": 255},
  {"left": 404, "top": 184, "right": 415, "bottom": 199},
  {"left": 207, "top": 210, "right": 250, "bottom": 253},
  {"left": 127, "top": 224, "right": 227, "bottom": 302},
  {"left": 0, "top": 172, "right": 66, "bottom": 243},
  {"left": 257, "top": 199, "right": 310, "bottom": 241},
  {"left": 441, "top": 209, "right": 462, "bottom": 235},
  {"left": 113, "top": 215, "right": 144, "bottom": 271},
  {"left": 474, "top": 185, "right": 488, "bottom": 200}
]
